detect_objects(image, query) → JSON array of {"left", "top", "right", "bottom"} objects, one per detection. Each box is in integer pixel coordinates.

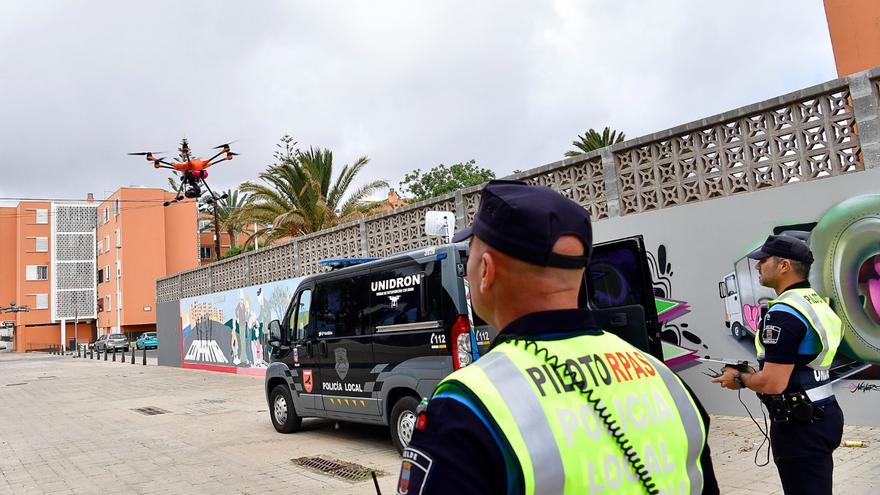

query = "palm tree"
[
  {"left": 565, "top": 127, "right": 626, "bottom": 157},
  {"left": 201, "top": 189, "right": 248, "bottom": 248},
  {"left": 237, "top": 135, "right": 388, "bottom": 246}
]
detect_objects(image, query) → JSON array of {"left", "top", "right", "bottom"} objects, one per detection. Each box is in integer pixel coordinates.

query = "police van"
[{"left": 265, "top": 236, "right": 662, "bottom": 453}]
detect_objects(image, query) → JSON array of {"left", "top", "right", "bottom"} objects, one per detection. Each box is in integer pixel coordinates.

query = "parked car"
[
  {"left": 93, "top": 333, "right": 129, "bottom": 353},
  {"left": 136, "top": 332, "right": 158, "bottom": 350}
]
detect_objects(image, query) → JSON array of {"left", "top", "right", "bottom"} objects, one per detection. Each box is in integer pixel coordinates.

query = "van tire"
[
  {"left": 270, "top": 384, "right": 302, "bottom": 433},
  {"left": 390, "top": 396, "right": 420, "bottom": 454},
  {"left": 731, "top": 322, "right": 745, "bottom": 340}
]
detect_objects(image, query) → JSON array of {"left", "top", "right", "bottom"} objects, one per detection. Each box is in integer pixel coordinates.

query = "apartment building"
[
  {"left": 0, "top": 200, "right": 97, "bottom": 351},
  {"left": 95, "top": 187, "right": 198, "bottom": 339}
]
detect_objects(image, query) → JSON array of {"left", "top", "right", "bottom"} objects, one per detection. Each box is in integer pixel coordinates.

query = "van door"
[
  {"left": 369, "top": 259, "right": 447, "bottom": 365},
  {"left": 312, "top": 274, "right": 379, "bottom": 416},
  {"left": 584, "top": 235, "right": 664, "bottom": 359},
  {"left": 287, "top": 286, "right": 323, "bottom": 412}
]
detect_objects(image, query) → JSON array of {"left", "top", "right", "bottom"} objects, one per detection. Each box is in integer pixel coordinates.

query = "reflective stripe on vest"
[
  {"left": 754, "top": 288, "right": 843, "bottom": 370},
  {"left": 438, "top": 331, "right": 706, "bottom": 495}
]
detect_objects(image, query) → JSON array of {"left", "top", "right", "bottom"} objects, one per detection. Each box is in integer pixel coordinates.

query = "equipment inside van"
[{"left": 265, "top": 236, "right": 662, "bottom": 453}]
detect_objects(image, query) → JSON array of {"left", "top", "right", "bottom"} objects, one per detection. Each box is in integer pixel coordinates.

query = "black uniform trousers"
[{"left": 769, "top": 399, "right": 844, "bottom": 495}]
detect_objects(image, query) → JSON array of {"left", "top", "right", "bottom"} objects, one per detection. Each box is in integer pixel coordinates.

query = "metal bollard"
[
  {"left": 142, "top": 347, "right": 147, "bottom": 366},
  {"left": 90, "top": 347, "right": 94, "bottom": 359},
  {"left": 120, "top": 348, "right": 125, "bottom": 363},
  {"left": 104, "top": 349, "right": 108, "bottom": 361},
  {"left": 112, "top": 350, "right": 116, "bottom": 362},
  {"left": 131, "top": 348, "right": 135, "bottom": 364}
]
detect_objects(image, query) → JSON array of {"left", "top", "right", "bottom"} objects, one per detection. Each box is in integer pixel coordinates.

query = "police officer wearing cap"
[
  {"left": 397, "top": 180, "right": 719, "bottom": 495},
  {"left": 712, "top": 234, "right": 844, "bottom": 495}
]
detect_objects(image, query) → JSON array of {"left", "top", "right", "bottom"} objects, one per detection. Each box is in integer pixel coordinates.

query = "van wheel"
[
  {"left": 390, "top": 396, "right": 419, "bottom": 454},
  {"left": 731, "top": 322, "right": 745, "bottom": 340},
  {"left": 270, "top": 384, "right": 302, "bottom": 433}
]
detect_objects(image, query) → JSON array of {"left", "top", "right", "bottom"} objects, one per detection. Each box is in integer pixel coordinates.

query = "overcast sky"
[{"left": 0, "top": 0, "right": 836, "bottom": 204}]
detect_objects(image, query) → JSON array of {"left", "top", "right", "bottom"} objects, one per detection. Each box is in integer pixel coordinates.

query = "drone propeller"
[
  {"left": 212, "top": 140, "right": 239, "bottom": 150},
  {"left": 226, "top": 152, "right": 239, "bottom": 158},
  {"left": 128, "top": 151, "right": 164, "bottom": 156}
]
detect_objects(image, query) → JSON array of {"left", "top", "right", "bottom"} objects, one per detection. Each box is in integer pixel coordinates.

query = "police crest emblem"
[{"left": 335, "top": 347, "right": 349, "bottom": 381}]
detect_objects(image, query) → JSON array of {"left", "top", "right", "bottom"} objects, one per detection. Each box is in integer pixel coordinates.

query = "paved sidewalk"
[{"left": 0, "top": 352, "right": 877, "bottom": 494}]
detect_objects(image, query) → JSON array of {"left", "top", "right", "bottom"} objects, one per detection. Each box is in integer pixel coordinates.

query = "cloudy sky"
[{"left": 0, "top": 0, "right": 836, "bottom": 204}]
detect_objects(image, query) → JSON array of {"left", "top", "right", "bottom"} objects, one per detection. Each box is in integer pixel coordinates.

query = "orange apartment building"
[
  {"left": 95, "top": 187, "right": 198, "bottom": 340},
  {"left": 825, "top": 0, "right": 880, "bottom": 76},
  {"left": 1, "top": 200, "right": 97, "bottom": 352}
]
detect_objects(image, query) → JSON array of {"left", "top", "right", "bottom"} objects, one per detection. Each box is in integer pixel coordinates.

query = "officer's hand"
[{"left": 710, "top": 367, "right": 741, "bottom": 390}]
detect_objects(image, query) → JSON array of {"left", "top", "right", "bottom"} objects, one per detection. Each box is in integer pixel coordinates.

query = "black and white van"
[{"left": 265, "top": 236, "right": 662, "bottom": 453}]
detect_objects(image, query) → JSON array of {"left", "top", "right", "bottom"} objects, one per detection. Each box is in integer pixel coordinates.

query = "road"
[{"left": 1, "top": 351, "right": 878, "bottom": 494}]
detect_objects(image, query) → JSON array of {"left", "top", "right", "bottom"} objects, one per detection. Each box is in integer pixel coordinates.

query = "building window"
[
  {"left": 97, "top": 269, "right": 104, "bottom": 284},
  {"left": 96, "top": 297, "right": 104, "bottom": 312},
  {"left": 105, "top": 295, "right": 111, "bottom": 312},
  {"left": 103, "top": 208, "right": 109, "bottom": 224},
  {"left": 114, "top": 199, "right": 120, "bottom": 216},
  {"left": 199, "top": 246, "right": 212, "bottom": 259},
  {"left": 96, "top": 239, "right": 102, "bottom": 254},
  {"left": 105, "top": 266, "right": 110, "bottom": 282},
  {"left": 35, "top": 209, "right": 48, "bottom": 224},
  {"left": 35, "top": 237, "right": 48, "bottom": 252},
  {"left": 35, "top": 294, "right": 48, "bottom": 309},
  {"left": 115, "top": 229, "right": 121, "bottom": 247},
  {"left": 104, "top": 235, "right": 110, "bottom": 250},
  {"left": 198, "top": 219, "right": 212, "bottom": 231},
  {"left": 26, "top": 265, "right": 48, "bottom": 281}
]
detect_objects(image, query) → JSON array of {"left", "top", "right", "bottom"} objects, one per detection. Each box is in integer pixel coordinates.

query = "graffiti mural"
[
  {"left": 718, "top": 194, "right": 880, "bottom": 382},
  {"left": 180, "top": 277, "right": 304, "bottom": 374},
  {"left": 645, "top": 245, "right": 707, "bottom": 368}
]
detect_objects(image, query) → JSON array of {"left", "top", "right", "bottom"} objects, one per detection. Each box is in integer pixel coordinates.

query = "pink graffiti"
[
  {"left": 869, "top": 279, "right": 880, "bottom": 318},
  {"left": 743, "top": 304, "right": 763, "bottom": 331}
]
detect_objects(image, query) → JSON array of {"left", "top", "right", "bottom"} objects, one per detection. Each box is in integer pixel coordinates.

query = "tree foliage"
[
  {"left": 565, "top": 127, "right": 626, "bottom": 157},
  {"left": 399, "top": 160, "right": 495, "bottom": 202},
  {"left": 236, "top": 135, "right": 387, "bottom": 246}
]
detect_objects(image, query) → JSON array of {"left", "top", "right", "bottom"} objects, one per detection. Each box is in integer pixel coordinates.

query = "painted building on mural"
[
  {"left": 0, "top": 200, "right": 97, "bottom": 351},
  {"left": 95, "top": 187, "right": 198, "bottom": 340},
  {"left": 178, "top": 278, "right": 302, "bottom": 376}
]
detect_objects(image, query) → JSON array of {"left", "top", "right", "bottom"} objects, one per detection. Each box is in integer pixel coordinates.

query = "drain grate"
[
  {"left": 132, "top": 406, "right": 170, "bottom": 416},
  {"left": 292, "top": 456, "right": 378, "bottom": 482}
]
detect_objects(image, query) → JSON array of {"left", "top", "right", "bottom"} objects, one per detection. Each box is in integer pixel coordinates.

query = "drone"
[{"left": 129, "top": 138, "right": 237, "bottom": 206}]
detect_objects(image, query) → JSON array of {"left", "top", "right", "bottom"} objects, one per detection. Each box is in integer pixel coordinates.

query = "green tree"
[
  {"left": 200, "top": 189, "right": 248, "bottom": 248},
  {"left": 399, "top": 160, "right": 495, "bottom": 202},
  {"left": 565, "top": 127, "right": 626, "bottom": 157},
  {"left": 238, "top": 135, "right": 388, "bottom": 245}
]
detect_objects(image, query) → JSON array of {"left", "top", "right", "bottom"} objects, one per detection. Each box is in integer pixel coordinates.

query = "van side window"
[
  {"left": 291, "top": 289, "right": 312, "bottom": 341},
  {"left": 370, "top": 262, "right": 442, "bottom": 327},
  {"left": 313, "top": 278, "right": 367, "bottom": 338}
]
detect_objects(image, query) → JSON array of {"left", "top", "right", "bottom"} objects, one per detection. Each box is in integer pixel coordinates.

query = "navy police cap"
[
  {"left": 452, "top": 180, "right": 592, "bottom": 268},
  {"left": 746, "top": 234, "right": 814, "bottom": 264}
]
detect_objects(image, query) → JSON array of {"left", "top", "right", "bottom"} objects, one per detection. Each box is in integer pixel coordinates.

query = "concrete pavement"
[{"left": 0, "top": 351, "right": 877, "bottom": 494}]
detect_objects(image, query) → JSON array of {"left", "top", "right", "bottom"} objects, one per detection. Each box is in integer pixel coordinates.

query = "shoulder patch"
[
  {"left": 762, "top": 324, "right": 782, "bottom": 345},
  {"left": 397, "top": 447, "right": 434, "bottom": 495}
]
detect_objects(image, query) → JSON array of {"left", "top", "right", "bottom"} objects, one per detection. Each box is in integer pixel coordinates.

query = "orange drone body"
[
  {"left": 130, "top": 140, "right": 238, "bottom": 207},
  {"left": 171, "top": 158, "right": 213, "bottom": 172}
]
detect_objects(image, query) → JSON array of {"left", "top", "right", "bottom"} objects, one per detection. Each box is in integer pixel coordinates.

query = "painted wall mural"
[
  {"left": 716, "top": 194, "right": 880, "bottom": 383},
  {"left": 647, "top": 245, "right": 705, "bottom": 368},
  {"left": 179, "top": 277, "right": 304, "bottom": 375}
]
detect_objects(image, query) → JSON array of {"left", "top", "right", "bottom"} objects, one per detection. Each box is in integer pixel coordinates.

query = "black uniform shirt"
[
  {"left": 396, "top": 308, "right": 720, "bottom": 495},
  {"left": 758, "top": 280, "right": 827, "bottom": 394}
]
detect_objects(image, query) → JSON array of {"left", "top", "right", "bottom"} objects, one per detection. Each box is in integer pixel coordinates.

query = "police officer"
[
  {"left": 397, "top": 180, "right": 719, "bottom": 494},
  {"left": 712, "top": 234, "right": 844, "bottom": 495}
]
